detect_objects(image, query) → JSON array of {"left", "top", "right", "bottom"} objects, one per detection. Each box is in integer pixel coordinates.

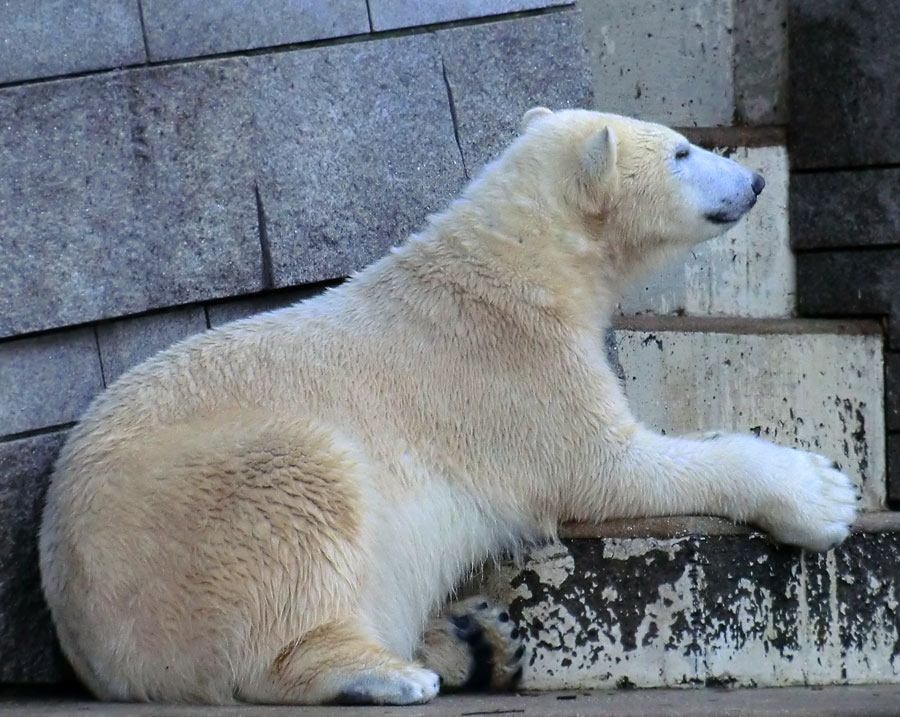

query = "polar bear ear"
[
  {"left": 519, "top": 106, "right": 553, "bottom": 133},
  {"left": 581, "top": 126, "right": 618, "bottom": 184}
]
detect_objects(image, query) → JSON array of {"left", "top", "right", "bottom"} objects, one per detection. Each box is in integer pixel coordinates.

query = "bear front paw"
[
  {"left": 754, "top": 448, "right": 858, "bottom": 552},
  {"left": 417, "top": 596, "right": 524, "bottom": 692}
]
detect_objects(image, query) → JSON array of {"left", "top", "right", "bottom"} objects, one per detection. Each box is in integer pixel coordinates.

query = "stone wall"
[
  {"left": 0, "top": 1, "right": 592, "bottom": 683},
  {"left": 788, "top": 0, "right": 900, "bottom": 504}
]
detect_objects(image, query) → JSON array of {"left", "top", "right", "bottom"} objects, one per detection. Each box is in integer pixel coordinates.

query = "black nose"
[{"left": 751, "top": 173, "right": 765, "bottom": 196}]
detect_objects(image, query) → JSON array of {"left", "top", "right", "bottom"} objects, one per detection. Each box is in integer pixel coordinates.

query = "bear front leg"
[{"left": 594, "top": 426, "right": 858, "bottom": 552}]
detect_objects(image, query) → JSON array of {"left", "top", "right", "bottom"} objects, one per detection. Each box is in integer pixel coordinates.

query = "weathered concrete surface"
[
  {"left": 580, "top": 0, "right": 734, "bottom": 126},
  {"left": 141, "top": 0, "right": 369, "bottom": 61},
  {"left": 612, "top": 325, "right": 885, "bottom": 509},
  {"left": 479, "top": 530, "right": 900, "bottom": 690},
  {"left": 5, "top": 685, "right": 900, "bottom": 716},
  {"left": 619, "top": 145, "right": 792, "bottom": 318},
  {"left": 437, "top": 10, "right": 593, "bottom": 173},
  {"left": 0, "top": 330, "right": 103, "bottom": 436},
  {"left": 0, "top": 60, "right": 263, "bottom": 338},
  {"left": 0, "top": 433, "right": 69, "bottom": 683},
  {"left": 96, "top": 308, "right": 208, "bottom": 384},
  {"left": 369, "top": 0, "right": 571, "bottom": 31},
  {"left": 0, "top": 0, "right": 145, "bottom": 84},
  {"left": 250, "top": 35, "right": 464, "bottom": 287}
]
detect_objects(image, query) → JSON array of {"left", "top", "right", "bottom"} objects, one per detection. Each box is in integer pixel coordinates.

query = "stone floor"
[{"left": 3, "top": 686, "right": 900, "bottom": 716}]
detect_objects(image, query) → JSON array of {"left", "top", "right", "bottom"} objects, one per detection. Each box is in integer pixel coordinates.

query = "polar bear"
[{"left": 39, "top": 108, "right": 857, "bottom": 705}]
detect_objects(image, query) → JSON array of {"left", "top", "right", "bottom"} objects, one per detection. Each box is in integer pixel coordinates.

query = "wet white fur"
[{"left": 39, "top": 109, "right": 856, "bottom": 704}]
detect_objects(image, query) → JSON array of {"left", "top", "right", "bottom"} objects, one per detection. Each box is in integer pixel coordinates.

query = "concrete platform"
[{"left": 3, "top": 686, "right": 900, "bottom": 716}]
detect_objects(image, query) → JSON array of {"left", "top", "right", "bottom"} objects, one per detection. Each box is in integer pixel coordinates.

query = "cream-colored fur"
[{"left": 39, "top": 109, "right": 856, "bottom": 705}]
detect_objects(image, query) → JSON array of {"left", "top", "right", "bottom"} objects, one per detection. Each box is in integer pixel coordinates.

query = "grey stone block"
[
  {"left": 250, "top": 36, "right": 465, "bottom": 287},
  {"left": 207, "top": 284, "right": 338, "bottom": 327},
  {"left": 369, "top": 0, "right": 571, "bottom": 31},
  {"left": 0, "top": 330, "right": 103, "bottom": 437},
  {"left": 0, "top": 432, "right": 69, "bottom": 683},
  {"left": 0, "top": 0, "right": 145, "bottom": 84},
  {"left": 0, "top": 60, "right": 264, "bottom": 338},
  {"left": 889, "top": 433, "right": 900, "bottom": 506},
  {"left": 141, "top": 0, "right": 369, "bottom": 61},
  {"left": 791, "top": 169, "right": 900, "bottom": 249},
  {"left": 888, "top": 353, "right": 900, "bottom": 434},
  {"left": 734, "top": 0, "right": 788, "bottom": 125},
  {"left": 790, "top": 0, "right": 900, "bottom": 169},
  {"left": 579, "top": 0, "right": 734, "bottom": 127},
  {"left": 796, "top": 250, "right": 900, "bottom": 345},
  {"left": 437, "top": 10, "right": 593, "bottom": 173},
  {"left": 97, "top": 307, "right": 207, "bottom": 384}
]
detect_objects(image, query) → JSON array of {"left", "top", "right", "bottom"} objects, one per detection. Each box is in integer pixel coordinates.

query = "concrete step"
[
  {"left": 3, "top": 684, "right": 900, "bottom": 716},
  {"left": 448, "top": 316, "right": 896, "bottom": 692},
  {"left": 474, "top": 513, "right": 900, "bottom": 691},
  {"left": 619, "top": 130, "right": 792, "bottom": 318},
  {"left": 609, "top": 316, "right": 885, "bottom": 509}
]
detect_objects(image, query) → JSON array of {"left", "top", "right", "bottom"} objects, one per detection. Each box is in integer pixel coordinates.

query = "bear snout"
[{"left": 751, "top": 173, "right": 765, "bottom": 196}]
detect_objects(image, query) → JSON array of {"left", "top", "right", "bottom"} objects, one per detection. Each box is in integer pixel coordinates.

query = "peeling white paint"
[{"left": 478, "top": 533, "right": 900, "bottom": 690}]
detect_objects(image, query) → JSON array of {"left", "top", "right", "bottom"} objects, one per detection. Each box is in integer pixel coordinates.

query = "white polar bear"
[{"left": 39, "top": 108, "right": 857, "bottom": 705}]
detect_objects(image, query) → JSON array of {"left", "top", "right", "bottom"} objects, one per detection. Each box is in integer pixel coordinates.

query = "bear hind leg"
[{"left": 237, "top": 621, "right": 439, "bottom": 705}]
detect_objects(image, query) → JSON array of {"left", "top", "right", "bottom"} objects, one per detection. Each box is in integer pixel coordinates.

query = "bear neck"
[{"left": 408, "top": 188, "right": 630, "bottom": 333}]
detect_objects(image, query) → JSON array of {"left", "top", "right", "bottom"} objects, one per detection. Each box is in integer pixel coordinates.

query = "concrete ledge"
[
  {"left": 560, "top": 512, "right": 900, "bottom": 540},
  {"left": 611, "top": 316, "right": 884, "bottom": 336}
]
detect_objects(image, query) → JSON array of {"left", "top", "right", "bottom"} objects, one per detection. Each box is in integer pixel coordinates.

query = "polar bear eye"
[{"left": 675, "top": 147, "right": 690, "bottom": 160}]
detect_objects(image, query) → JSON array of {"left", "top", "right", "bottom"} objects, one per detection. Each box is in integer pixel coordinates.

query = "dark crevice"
[
  {"left": 364, "top": 0, "right": 375, "bottom": 33},
  {"left": 203, "top": 305, "right": 212, "bottom": 330},
  {"left": 255, "top": 184, "right": 275, "bottom": 290},
  {"left": 93, "top": 325, "right": 108, "bottom": 389},
  {"left": 441, "top": 57, "right": 468, "bottom": 179},
  {"left": 0, "top": 5, "right": 574, "bottom": 92},
  {"left": 0, "top": 422, "right": 78, "bottom": 445},
  {"left": 793, "top": 162, "right": 900, "bottom": 174},
  {"left": 793, "top": 244, "right": 900, "bottom": 254},
  {"left": 135, "top": 0, "right": 152, "bottom": 63}
]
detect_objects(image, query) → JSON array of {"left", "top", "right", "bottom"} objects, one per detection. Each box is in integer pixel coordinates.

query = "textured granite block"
[
  {"left": 0, "top": 0, "right": 145, "bottom": 84},
  {"left": 97, "top": 307, "right": 207, "bottom": 384},
  {"left": 437, "top": 10, "right": 593, "bottom": 173},
  {"left": 0, "top": 432, "right": 69, "bottom": 683},
  {"left": 141, "top": 0, "right": 369, "bottom": 61},
  {"left": 0, "top": 330, "right": 103, "bottom": 437},
  {"left": 734, "top": 0, "right": 788, "bottom": 125},
  {"left": 0, "top": 60, "right": 263, "bottom": 338},
  {"left": 580, "top": 0, "right": 734, "bottom": 127},
  {"left": 251, "top": 36, "right": 464, "bottom": 287},
  {"left": 369, "top": 0, "right": 571, "bottom": 30},
  {"left": 791, "top": 0, "right": 900, "bottom": 169},
  {"left": 791, "top": 169, "right": 900, "bottom": 249},
  {"left": 888, "top": 353, "right": 900, "bottom": 433},
  {"left": 207, "top": 284, "right": 338, "bottom": 327}
]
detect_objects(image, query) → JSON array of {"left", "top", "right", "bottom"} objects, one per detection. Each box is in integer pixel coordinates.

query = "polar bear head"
[{"left": 470, "top": 108, "right": 765, "bottom": 288}]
